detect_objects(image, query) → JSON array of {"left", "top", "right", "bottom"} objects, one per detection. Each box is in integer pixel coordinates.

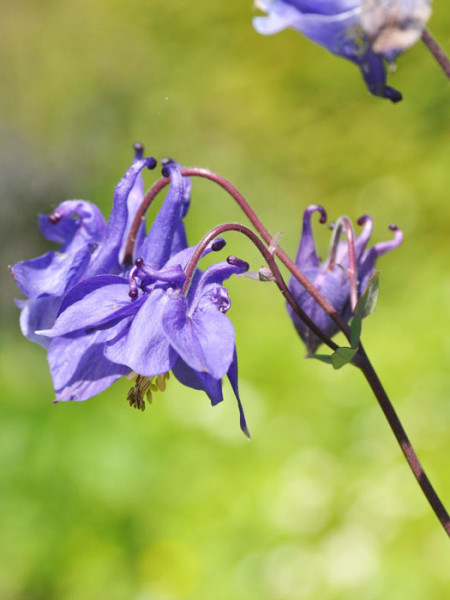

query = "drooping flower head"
[
  {"left": 252, "top": 0, "right": 431, "bottom": 101},
  {"left": 23, "top": 157, "right": 250, "bottom": 436},
  {"left": 38, "top": 238, "right": 250, "bottom": 436},
  {"left": 287, "top": 205, "right": 403, "bottom": 353}
]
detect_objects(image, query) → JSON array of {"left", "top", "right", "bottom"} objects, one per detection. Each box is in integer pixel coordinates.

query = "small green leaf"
[
  {"left": 350, "top": 314, "right": 362, "bottom": 348},
  {"left": 306, "top": 354, "right": 333, "bottom": 365},
  {"left": 354, "top": 271, "right": 380, "bottom": 319},
  {"left": 331, "top": 347, "right": 358, "bottom": 370}
]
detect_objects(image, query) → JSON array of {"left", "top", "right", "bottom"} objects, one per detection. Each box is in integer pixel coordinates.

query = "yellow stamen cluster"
[{"left": 127, "top": 372, "right": 170, "bottom": 411}]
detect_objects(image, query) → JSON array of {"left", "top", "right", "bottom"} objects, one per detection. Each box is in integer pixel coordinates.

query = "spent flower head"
[{"left": 287, "top": 205, "right": 403, "bottom": 353}]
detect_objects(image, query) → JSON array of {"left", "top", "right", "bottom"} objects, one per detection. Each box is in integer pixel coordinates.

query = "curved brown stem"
[
  {"left": 124, "top": 167, "right": 449, "bottom": 535},
  {"left": 422, "top": 28, "right": 450, "bottom": 79},
  {"left": 182, "top": 222, "right": 339, "bottom": 352},
  {"left": 124, "top": 168, "right": 352, "bottom": 343}
]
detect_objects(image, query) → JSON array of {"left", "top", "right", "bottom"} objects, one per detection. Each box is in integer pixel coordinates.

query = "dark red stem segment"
[
  {"left": 182, "top": 223, "right": 339, "bottom": 352},
  {"left": 358, "top": 347, "right": 450, "bottom": 537},
  {"left": 421, "top": 28, "right": 450, "bottom": 79},
  {"left": 123, "top": 168, "right": 352, "bottom": 342}
]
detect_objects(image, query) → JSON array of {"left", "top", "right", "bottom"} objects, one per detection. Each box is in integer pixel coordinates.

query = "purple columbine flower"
[
  {"left": 33, "top": 157, "right": 249, "bottom": 436},
  {"left": 252, "top": 0, "right": 403, "bottom": 101},
  {"left": 288, "top": 205, "right": 403, "bottom": 353},
  {"left": 39, "top": 241, "right": 250, "bottom": 436},
  {"left": 31, "top": 159, "right": 193, "bottom": 403},
  {"left": 10, "top": 145, "right": 157, "bottom": 347}
]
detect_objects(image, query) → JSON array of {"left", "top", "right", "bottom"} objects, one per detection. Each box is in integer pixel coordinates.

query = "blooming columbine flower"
[
  {"left": 39, "top": 242, "right": 250, "bottom": 436},
  {"left": 10, "top": 145, "right": 156, "bottom": 347},
  {"left": 287, "top": 205, "right": 403, "bottom": 353},
  {"left": 252, "top": 0, "right": 406, "bottom": 101},
  {"left": 30, "top": 157, "right": 249, "bottom": 436},
  {"left": 26, "top": 159, "right": 189, "bottom": 401}
]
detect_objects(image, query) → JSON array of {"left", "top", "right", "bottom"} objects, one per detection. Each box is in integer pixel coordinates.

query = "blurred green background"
[{"left": 1, "top": 1, "right": 449, "bottom": 599}]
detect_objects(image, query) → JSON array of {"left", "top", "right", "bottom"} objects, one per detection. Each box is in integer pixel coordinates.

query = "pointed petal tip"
[{"left": 241, "top": 425, "right": 251, "bottom": 440}]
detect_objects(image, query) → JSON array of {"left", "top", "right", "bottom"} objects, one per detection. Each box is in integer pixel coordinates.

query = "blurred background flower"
[
  {"left": 252, "top": 0, "right": 405, "bottom": 101},
  {"left": 1, "top": 1, "right": 449, "bottom": 599}
]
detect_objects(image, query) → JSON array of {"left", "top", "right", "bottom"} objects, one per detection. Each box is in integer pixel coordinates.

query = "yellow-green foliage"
[{"left": 0, "top": 2, "right": 449, "bottom": 599}]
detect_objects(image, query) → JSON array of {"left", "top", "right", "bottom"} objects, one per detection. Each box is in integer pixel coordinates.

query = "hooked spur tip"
[
  {"left": 304, "top": 204, "right": 327, "bottom": 225},
  {"left": 211, "top": 238, "right": 226, "bottom": 252},
  {"left": 385, "top": 87, "right": 403, "bottom": 103},
  {"left": 48, "top": 212, "right": 61, "bottom": 225},
  {"left": 389, "top": 223, "right": 399, "bottom": 232},
  {"left": 227, "top": 256, "right": 250, "bottom": 271},
  {"left": 160, "top": 157, "right": 174, "bottom": 177},
  {"left": 133, "top": 142, "right": 144, "bottom": 158},
  {"left": 357, "top": 214, "right": 371, "bottom": 227},
  {"left": 147, "top": 157, "right": 157, "bottom": 170}
]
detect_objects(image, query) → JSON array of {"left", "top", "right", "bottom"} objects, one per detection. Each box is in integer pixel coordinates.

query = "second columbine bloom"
[
  {"left": 252, "top": 0, "right": 431, "bottom": 101},
  {"left": 288, "top": 205, "right": 403, "bottom": 353}
]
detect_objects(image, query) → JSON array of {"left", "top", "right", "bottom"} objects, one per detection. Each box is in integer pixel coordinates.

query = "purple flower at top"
[
  {"left": 287, "top": 205, "right": 403, "bottom": 353},
  {"left": 10, "top": 145, "right": 157, "bottom": 347},
  {"left": 253, "top": 0, "right": 403, "bottom": 101}
]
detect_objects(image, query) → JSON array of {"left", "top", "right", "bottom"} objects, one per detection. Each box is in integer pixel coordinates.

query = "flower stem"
[
  {"left": 357, "top": 346, "right": 450, "bottom": 536},
  {"left": 127, "top": 167, "right": 449, "bottom": 535},
  {"left": 183, "top": 222, "right": 339, "bottom": 352},
  {"left": 125, "top": 168, "right": 352, "bottom": 343},
  {"left": 421, "top": 29, "right": 450, "bottom": 79}
]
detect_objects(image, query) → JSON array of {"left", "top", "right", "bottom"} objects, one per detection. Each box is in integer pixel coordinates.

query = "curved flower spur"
[{"left": 287, "top": 205, "right": 403, "bottom": 355}]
